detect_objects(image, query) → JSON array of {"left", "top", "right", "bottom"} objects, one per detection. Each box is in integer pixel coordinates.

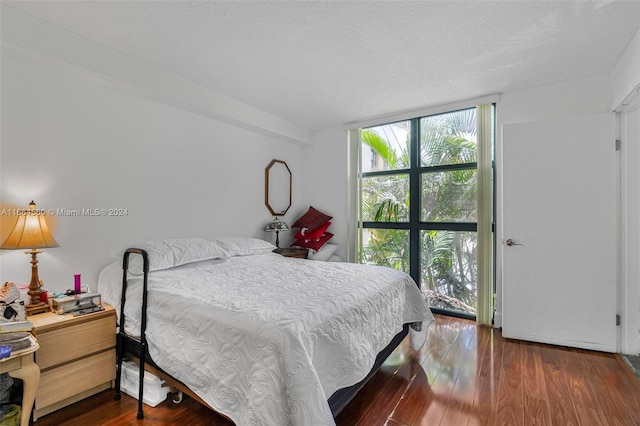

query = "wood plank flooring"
[{"left": 35, "top": 315, "right": 640, "bottom": 425}]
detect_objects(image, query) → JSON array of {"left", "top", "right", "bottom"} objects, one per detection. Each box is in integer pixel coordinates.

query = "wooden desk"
[{"left": 0, "top": 339, "right": 40, "bottom": 426}]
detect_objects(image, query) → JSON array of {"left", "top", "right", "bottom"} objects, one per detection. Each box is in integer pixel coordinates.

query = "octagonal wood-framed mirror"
[{"left": 265, "top": 159, "right": 292, "bottom": 216}]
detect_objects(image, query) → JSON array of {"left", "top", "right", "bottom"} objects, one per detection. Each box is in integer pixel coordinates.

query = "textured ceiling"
[{"left": 4, "top": 1, "right": 640, "bottom": 131}]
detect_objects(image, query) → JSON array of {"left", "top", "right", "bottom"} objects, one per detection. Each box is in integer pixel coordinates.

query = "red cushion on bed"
[
  {"left": 292, "top": 232, "right": 333, "bottom": 252},
  {"left": 292, "top": 206, "right": 332, "bottom": 232},
  {"left": 294, "top": 221, "right": 331, "bottom": 240}
]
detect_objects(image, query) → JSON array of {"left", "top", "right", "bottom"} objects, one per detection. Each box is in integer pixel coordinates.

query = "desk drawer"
[
  {"left": 36, "top": 349, "right": 115, "bottom": 409},
  {"left": 0, "top": 356, "right": 22, "bottom": 374},
  {"left": 35, "top": 316, "right": 116, "bottom": 370}
]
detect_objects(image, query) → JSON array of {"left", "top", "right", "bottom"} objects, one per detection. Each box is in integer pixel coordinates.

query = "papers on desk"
[
  {"left": 0, "top": 320, "right": 33, "bottom": 333},
  {"left": 0, "top": 333, "right": 37, "bottom": 359}
]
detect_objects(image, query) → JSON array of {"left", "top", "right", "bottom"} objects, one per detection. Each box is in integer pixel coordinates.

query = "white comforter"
[{"left": 99, "top": 253, "right": 433, "bottom": 425}]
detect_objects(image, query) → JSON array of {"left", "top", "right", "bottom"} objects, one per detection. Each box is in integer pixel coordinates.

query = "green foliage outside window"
[{"left": 360, "top": 109, "right": 479, "bottom": 311}]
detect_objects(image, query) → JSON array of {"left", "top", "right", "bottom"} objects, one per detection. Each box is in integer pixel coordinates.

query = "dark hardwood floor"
[{"left": 35, "top": 315, "right": 640, "bottom": 425}]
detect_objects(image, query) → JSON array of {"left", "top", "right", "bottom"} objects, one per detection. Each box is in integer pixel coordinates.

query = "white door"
[{"left": 502, "top": 113, "right": 617, "bottom": 352}]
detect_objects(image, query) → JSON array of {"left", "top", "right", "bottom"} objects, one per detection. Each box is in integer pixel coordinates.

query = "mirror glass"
[{"left": 265, "top": 160, "right": 292, "bottom": 216}]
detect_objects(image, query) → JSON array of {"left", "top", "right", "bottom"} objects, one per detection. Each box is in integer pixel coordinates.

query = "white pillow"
[
  {"left": 114, "top": 237, "right": 228, "bottom": 274},
  {"left": 213, "top": 237, "right": 276, "bottom": 256},
  {"left": 309, "top": 243, "right": 338, "bottom": 261}
]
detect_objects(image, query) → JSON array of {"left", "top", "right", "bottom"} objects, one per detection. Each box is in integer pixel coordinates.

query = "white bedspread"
[{"left": 99, "top": 253, "right": 433, "bottom": 425}]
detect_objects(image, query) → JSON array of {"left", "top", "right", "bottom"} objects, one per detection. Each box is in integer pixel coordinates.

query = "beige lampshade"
[{"left": 0, "top": 201, "right": 59, "bottom": 250}]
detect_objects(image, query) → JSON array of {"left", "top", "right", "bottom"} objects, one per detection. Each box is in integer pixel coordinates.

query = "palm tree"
[
  {"left": 360, "top": 110, "right": 479, "bottom": 312},
  {"left": 361, "top": 130, "right": 398, "bottom": 169},
  {"left": 361, "top": 128, "right": 409, "bottom": 222},
  {"left": 419, "top": 109, "right": 478, "bottom": 309}
]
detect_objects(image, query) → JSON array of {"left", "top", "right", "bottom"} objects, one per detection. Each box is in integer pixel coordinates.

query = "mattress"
[{"left": 98, "top": 252, "right": 434, "bottom": 425}]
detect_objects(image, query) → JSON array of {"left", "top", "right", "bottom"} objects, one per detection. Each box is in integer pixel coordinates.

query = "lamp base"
[{"left": 26, "top": 302, "right": 50, "bottom": 315}]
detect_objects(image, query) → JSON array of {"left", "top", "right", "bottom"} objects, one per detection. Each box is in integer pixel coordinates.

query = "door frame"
[{"left": 619, "top": 110, "right": 640, "bottom": 355}]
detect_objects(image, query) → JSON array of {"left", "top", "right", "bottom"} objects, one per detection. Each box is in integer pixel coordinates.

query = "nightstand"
[
  {"left": 275, "top": 247, "right": 309, "bottom": 259},
  {"left": 28, "top": 305, "right": 116, "bottom": 421}
]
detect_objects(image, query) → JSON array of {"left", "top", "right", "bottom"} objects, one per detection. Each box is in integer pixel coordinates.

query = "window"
[{"left": 357, "top": 106, "right": 494, "bottom": 320}]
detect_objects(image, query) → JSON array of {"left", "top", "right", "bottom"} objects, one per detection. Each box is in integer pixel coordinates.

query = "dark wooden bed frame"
[{"left": 114, "top": 248, "right": 409, "bottom": 420}]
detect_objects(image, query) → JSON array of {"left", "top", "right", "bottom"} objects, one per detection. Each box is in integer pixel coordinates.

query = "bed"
[{"left": 97, "top": 237, "right": 434, "bottom": 425}]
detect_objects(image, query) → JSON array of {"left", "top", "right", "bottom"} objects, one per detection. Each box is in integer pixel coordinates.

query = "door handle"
[{"left": 505, "top": 238, "right": 525, "bottom": 247}]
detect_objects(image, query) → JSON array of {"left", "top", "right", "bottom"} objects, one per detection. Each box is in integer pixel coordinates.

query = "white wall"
[
  {"left": 300, "top": 126, "right": 350, "bottom": 260},
  {"left": 0, "top": 46, "right": 305, "bottom": 293},
  {"left": 612, "top": 28, "right": 640, "bottom": 111}
]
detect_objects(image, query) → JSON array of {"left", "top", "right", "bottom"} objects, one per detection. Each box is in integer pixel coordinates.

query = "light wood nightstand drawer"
[
  {"left": 36, "top": 349, "right": 115, "bottom": 410},
  {"left": 36, "top": 315, "right": 116, "bottom": 370}
]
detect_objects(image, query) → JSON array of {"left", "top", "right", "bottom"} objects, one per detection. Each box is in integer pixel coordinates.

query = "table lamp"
[
  {"left": 264, "top": 217, "right": 289, "bottom": 252},
  {"left": 1, "top": 201, "right": 58, "bottom": 314}
]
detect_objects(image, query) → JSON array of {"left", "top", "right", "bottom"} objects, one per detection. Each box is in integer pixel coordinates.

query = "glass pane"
[
  {"left": 361, "top": 174, "right": 409, "bottom": 222},
  {"left": 421, "top": 170, "right": 477, "bottom": 222},
  {"left": 361, "top": 228, "right": 409, "bottom": 274},
  {"left": 420, "top": 230, "right": 477, "bottom": 315},
  {"left": 420, "top": 108, "right": 477, "bottom": 167},
  {"left": 361, "top": 121, "right": 411, "bottom": 172}
]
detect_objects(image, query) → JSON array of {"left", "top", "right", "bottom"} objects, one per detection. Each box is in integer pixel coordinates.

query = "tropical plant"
[
  {"left": 360, "top": 128, "right": 409, "bottom": 222},
  {"left": 360, "top": 109, "right": 479, "bottom": 313},
  {"left": 361, "top": 130, "right": 398, "bottom": 169}
]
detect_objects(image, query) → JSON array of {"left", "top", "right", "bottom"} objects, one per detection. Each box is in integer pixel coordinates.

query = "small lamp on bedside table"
[
  {"left": 1, "top": 200, "right": 58, "bottom": 315},
  {"left": 264, "top": 217, "right": 289, "bottom": 253}
]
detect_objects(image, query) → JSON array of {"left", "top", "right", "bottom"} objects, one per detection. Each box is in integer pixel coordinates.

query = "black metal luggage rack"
[
  {"left": 114, "top": 248, "right": 149, "bottom": 419},
  {"left": 113, "top": 248, "right": 189, "bottom": 419}
]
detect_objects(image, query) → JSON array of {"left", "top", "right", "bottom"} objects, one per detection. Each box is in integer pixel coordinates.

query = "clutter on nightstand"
[
  {"left": 51, "top": 292, "right": 103, "bottom": 315},
  {"left": 0, "top": 283, "right": 25, "bottom": 321}
]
